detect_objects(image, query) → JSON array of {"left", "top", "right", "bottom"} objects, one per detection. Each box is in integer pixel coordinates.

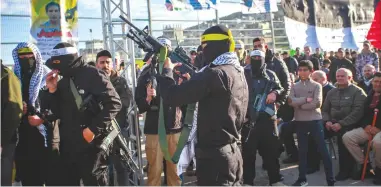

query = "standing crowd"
[{"left": 1, "top": 24, "right": 381, "bottom": 186}]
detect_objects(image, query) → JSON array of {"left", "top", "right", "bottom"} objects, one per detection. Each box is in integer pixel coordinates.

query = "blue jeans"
[{"left": 295, "top": 120, "right": 334, "bottom": 183}]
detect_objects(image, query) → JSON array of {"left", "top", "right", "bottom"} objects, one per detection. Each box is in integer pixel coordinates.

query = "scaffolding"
[{"left": 100, "top": 0, "right": 143, "bottom": 185}]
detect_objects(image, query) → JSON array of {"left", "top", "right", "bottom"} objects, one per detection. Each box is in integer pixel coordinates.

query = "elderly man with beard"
[
  {"left": 241, "top": 50, "right": 285, "bottom": 186},
  {"left": 45, "top": 42, "right": 121, "bottom": 186},
  {"left": 156, "top": 25, "right": 248, "bottom": 185},
  {"left": 95, "top": 50, "right": 132, "bottom": 186},
  {"left": 321, "top": 68, "right": 366, "bottom": 180}
]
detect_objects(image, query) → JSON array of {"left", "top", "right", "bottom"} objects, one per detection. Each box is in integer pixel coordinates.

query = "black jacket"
[
  {"left": 301, "top": 55, "right": 320, "bottom": 71},
  {"left": 361, "top": 91, "right": 381, "bottom": 129},
  {"left": 323, "top": 82, "right": 335, "bottom": 102},
  {"left": 265, "top": 50, "right": 291, "bottom": 106},
  {"left": 283, "top": 56, "right": 299, "bottom": 75},
  {"left": 135, "top": 64, "right": 182, "bottom": 135},
  {"left": 357, "top": 79, "right": 373, "bottom": 94},
  {"left": 329, "top": 58, "right": 356, "bottom": 83},
  {"left": 45, "top": 60, "right": 121, "bottom": 159},
  {"left": 109, "top": 70, "right": 132, "bottom": 128},
  {"left": 156, "top": 63, "right": 249, "bottom": 148},
  {"left": 244, "top": 64, "right": 284, "bottom": 121}
]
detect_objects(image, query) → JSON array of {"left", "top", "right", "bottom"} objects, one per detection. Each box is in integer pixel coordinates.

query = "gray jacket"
[
  {"left": 288, "top": 78, "right": 322, "bottom": 121},
  {"left": 322, "top": 84, "right": 367, "bottom": 127}
]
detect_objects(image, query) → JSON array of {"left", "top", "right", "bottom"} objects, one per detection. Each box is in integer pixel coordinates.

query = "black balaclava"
[
  {"left": 201, "top": 25, "right": 235, "bottom": 65},
  {"left": 46, "top": 42, "right": 83, "bottom": 77},
  {"left": 17, "top": 48, "right": 36, "bottom": 76},
  {"left": 17, "top": 47, "right": 36, "bottom": 102},
  {"left": 250, "top": 50, "right": 266, "bottom": 76}
]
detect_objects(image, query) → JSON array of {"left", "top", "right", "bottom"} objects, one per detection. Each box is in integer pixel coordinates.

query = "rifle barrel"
[{"left": 119, "top": 15, "right": 143, "bottom": 34}]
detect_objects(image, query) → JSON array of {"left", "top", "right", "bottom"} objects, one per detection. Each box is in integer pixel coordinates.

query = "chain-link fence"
[{"left": 1, "top": 0, "right": 289, "bottom": 66}]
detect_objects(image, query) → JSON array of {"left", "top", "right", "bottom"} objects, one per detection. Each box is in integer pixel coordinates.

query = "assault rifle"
[
  {"left": 119, "top": 15, "right": 197, "bottom": 75},
  {"left": 245, "top": 80, "right": 276, "bottom": 142},
  {"left": 79, "top": 95, "right": 139, "bottom": 173}
]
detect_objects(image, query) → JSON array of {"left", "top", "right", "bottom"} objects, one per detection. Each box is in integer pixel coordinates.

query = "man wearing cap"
[
  {"left": 44, "top": 42, "right": 122, "bottom": 185},
  {"left": 356, "top": 41, "right": 379, "bottom": 81},
  {"left": 282, "top": 51, "right": 298, "bottom": 75},
  {"left": 95, "top": 50, "right": 132, "bottom": 186},
  {"left": 241, "top": 49, "right": 285, "bottom": 185},
  {"left": 235, "top": 40, "right": 246, "bottom": 66},
  {"left": 156, "top": 25, "right": 248, "bottom": 185},
  {"left": 135, "top": 36, "right": 182, "bottom": 186},
  {"left": 252, "top": 37, "right": 291, "bottom": 115}
]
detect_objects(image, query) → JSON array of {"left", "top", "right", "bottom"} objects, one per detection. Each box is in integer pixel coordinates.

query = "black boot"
[{"left": 374, "top": 167, "right": 381, "bottom": 185}]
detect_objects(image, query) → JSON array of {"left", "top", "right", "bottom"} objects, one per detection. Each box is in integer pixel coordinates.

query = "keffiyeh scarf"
[
  {"left": 177, "top": 52, "right": 243, "bottom": 176},
  {"left": 13, "top": 42, "right": 50, "bottom": 147}
]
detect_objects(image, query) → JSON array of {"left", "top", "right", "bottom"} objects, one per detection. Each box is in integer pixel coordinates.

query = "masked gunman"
[
  {"left": 45, "top": 42, "right": 121, "bottom": 186},
  {"left": 156, "top": 25, "right": 248, "bottom": 185}
]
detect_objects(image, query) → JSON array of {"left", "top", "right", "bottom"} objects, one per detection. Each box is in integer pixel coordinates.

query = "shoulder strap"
[{"left": 69, "top": 78, "right": 83, "bottom": 110}]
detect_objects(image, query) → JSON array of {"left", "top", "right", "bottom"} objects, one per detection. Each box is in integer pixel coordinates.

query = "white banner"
[{"left": 284, "top": 16, "right": 372, "bottom": 51}]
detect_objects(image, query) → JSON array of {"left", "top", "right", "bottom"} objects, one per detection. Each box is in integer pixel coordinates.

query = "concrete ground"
[{"left": 138, "top": 117, "right": 377, "bottom": 186}]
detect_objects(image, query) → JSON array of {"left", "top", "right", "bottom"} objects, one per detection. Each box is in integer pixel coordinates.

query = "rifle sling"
[
  {"left": 70, "top": 78, "right": 83, "bottom": 110},
  {"left": 157, "top": 47, "right": 195, "bottom": 164}
]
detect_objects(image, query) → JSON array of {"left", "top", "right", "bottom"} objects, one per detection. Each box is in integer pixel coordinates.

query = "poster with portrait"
[{"left": 30, "top": 0, "right": 78, "bottom": 61}]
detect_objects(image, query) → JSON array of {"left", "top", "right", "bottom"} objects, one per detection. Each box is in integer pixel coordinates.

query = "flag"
[
  {"left": 165, "top": 0, "right": 219, "bottom": 11},
  {"left": 242, "top": 0, "right": 278, "bottom": 13},
  {"left": 367, "top": 1, "right": 381, "bottom": 49}
]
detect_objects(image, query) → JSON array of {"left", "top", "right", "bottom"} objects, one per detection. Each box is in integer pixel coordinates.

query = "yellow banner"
[{"left": 30, "top": 0, "right": 78, "bottom": 60}]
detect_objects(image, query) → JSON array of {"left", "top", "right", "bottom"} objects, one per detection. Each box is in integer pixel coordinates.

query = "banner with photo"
[
  {"left": 282, "top": 0, "right": 378, "bottom": 51},
  {"left": 30, "top": 0, "right": 78, "bottom": 60}
]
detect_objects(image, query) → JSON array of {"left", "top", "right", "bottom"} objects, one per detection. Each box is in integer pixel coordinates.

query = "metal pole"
[
  {"left": 100, "top": 0, "right": 108, "bottom": 50},
  {"left": 147, "top": 0, "right": 153, "bottom": 34},
  {"left": 90, "top": 29, "right": 94, "bottom": 61},
  {"left": 126, "top": 0, "right": 143, "bottom": 185},
  {"left": 269, "top": 12, "right": 276, "bottom": 51},
  {"left": 105, "top": 0, "right": 116, "bottom": 66},
  {"left": 215, "top": 9, "right": 219, "bottom": 24}
]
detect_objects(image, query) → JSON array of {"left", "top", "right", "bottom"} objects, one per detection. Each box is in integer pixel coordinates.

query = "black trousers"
[
  {"left": 241, "top": 116, "right": 282, "bottom": 185},
  {"left": 60, "top": 145, "right": 109, "bottom": 186},
  {"left": 15, "top": 143, "right": 48, "bottom": 186},
  {"left": 280, "top": 121, "right": 298, "bottom": 158},
  {"left": 1, "top": 143, "right": 16, "bottom": 186},
  {"left": 308, "top": 126, "right": 355, "bottom": 174},
  {"left": 196, "top": 143, "right": 242, "bottom": 186}
]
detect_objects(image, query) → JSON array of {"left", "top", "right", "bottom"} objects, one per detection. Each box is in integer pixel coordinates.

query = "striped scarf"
[{"left": 13, "top": 42, "right": 50, "bottom": 147}]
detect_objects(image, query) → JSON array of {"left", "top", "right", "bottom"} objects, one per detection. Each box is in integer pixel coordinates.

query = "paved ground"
[{"left": 138, "top": 118, "right": 376, "bottom": 186}]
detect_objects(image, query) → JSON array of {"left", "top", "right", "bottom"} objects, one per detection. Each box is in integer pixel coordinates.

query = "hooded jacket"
[{"left": 45, "top": 57, "right": 122, "bottom": 159}]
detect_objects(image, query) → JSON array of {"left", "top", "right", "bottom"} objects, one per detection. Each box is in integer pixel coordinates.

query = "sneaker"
[
  {"left": 283, "top": 156, "right": 298, "bottom": 164},
  {"left": 292, "top": 179, "right": 308, "bottom": 186}
]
